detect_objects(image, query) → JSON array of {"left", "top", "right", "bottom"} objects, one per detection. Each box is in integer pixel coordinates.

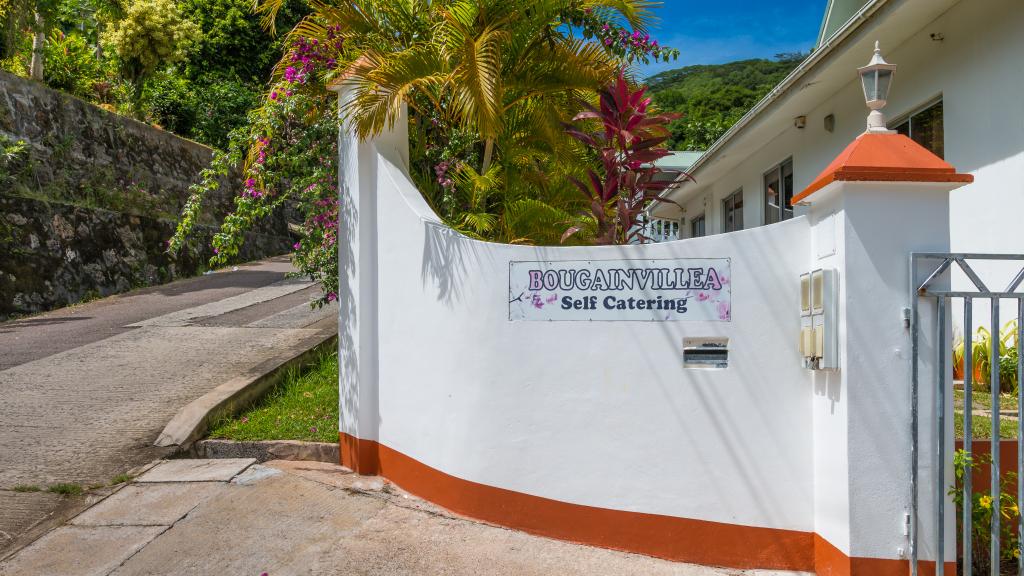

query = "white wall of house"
[{"left": 670, "top": 0, "right": 1024, "bottom": 270}]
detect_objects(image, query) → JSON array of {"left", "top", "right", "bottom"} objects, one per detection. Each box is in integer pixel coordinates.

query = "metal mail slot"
[{"left": 683, "top": 337, "right": 729, "bottom": 369}]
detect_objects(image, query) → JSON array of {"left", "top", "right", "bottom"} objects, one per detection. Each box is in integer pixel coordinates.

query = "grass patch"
[
  {"left": 955, "top": 411, "right": 1019, "bottom": 439},
  {"left": 111, "top": 474, "right": 132, "bottom": 485},
  {"left": 12, "top": 484, "right": 41, "bottom": 492},
  {"left": 47, "top": 483, "right": 83, "bottom": 496},
  {"left": 953, "top": 389, "right": 1018, "bottom": 412},
  {"left": 208, "top": 349, "right": 338, "bottom": 443}
]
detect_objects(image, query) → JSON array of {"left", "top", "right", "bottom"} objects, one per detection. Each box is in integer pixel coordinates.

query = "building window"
[
  {"left": 646, "top": 217, "right": 679, "bottom": 243},
  {"left": 764, "top": 159, "right": 794, "bottom": 225},
  {"left": 722, "top": 189, "right": 743, "bottom": 233},
  {"left": 690, "top": 214, "right": 706, "bottom": 238},
  {"left": 893, "top": 99, "right": 943, "bottom": 158}
]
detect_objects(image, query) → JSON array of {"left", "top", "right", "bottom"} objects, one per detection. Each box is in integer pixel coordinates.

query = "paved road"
[
  {"left": 0, "top": 459, "right": 806, "bottom": 576},
  {"left": 0, "top": 256, "right": 337, "bottom": 557}
]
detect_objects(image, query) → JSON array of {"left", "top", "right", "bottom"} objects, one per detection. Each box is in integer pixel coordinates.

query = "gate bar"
[
  {"left": 937, "top": 296, "right": 947, "bottom": 576},
  {"left": 964, "top": 298, "right": 973, "bottom": 574},
  {"left": 991, "top": 298, "right": 1001, "bottom": 576},
  {"left": 1018, "top": 299, "right": 1023, "bottom": 576}
]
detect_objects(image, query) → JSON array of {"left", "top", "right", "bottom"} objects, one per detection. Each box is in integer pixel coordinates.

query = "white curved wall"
[
  {"left": 332, "top": 85, "right": 961, "bottom": 574},
  {"left": 369, "top": 150, "right": 814, "bottom": 530}
]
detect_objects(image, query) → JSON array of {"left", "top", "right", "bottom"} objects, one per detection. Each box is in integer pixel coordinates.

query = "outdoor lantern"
[{"left": 857, "top": 41, "right": 897, "bottom": 133}]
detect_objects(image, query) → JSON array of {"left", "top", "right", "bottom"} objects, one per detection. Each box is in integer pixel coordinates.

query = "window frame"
[
  {"left": 890, "top": 97, "right": 944, "bottom": 158},
  {"left": 721, "top": 189, "right": 744, "bottom": 233},
  {"left": 690, "top": 213, "right": 706, "bottom": 238},
  {"left": 762, "top": 158, "right": 794, "bottom": 225}
]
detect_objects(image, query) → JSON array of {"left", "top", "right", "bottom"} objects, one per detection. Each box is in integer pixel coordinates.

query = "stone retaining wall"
[
  {"left": 0, "top": 195, "right": 291, "bottom": 319},
  {"left": 0, "top": 71, "right": 293, "bottom": 319}
]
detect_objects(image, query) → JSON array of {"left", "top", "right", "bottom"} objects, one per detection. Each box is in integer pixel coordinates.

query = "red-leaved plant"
[{"left": 563, "top": 72, "right": 689, "bottom": 245}]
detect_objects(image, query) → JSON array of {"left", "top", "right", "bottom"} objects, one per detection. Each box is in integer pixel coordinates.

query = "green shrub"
[
  {"left": 951, "top": 449, "right": 1021, "bottom": 573},
  {"left": 0, "top": 134, "right": 31, "bottom": 186},
  {"left": 190, "top": 74, "right": 259, "bottom": 149},
  {"left": 142, "top": 71, "right": 196, "bottom": 134},
  {"left": 956, "top": 320, "right": 1020, "bottom": 394},
  {"left": 43, "top": 31, "right": 105, "bottom": 100}
]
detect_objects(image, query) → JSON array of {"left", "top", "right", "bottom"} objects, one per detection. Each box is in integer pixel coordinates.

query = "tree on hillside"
[
  {"left": 647, "top": 54, "right": 806, "bottom": 150},
  {"left": 101, "top": 0, "right": 199, "bottom": 113}
]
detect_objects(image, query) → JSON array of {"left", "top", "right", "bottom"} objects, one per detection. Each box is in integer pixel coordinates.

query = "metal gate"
[{"left": 912, "top": 253, "right": 1024, "bottom": 576}]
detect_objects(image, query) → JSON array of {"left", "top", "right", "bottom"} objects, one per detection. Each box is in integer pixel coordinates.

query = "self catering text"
[{"left": 561, "top": 295, "right": 689, "bottom": 313}]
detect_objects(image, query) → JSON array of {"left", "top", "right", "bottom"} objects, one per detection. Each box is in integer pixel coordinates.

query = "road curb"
[
  {"left": 189, "top": 439, "right": 339, "bottom": 464},
  {"left": 154, "top": 332, "right": 337, "bottom": 450}
]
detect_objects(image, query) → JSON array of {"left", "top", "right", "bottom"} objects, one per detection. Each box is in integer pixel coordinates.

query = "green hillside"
[{"left": 647, "top": 54, "right": 805, "bottom": 151}]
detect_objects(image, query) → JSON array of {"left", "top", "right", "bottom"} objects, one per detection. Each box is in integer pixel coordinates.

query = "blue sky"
[{"left": 638, "top": 1, "right": 828, "bottom": 77}]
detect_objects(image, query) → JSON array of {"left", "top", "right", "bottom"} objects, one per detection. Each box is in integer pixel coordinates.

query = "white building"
[{"left": 650, "top": 0, "right": 1023, "bottom": 260}]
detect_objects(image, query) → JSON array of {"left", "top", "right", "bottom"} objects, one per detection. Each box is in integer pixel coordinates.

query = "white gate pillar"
[
  {"left": 329, "top": 77, "right": 410, "bottom": 474},
  {"left": 799, "top": 132, "right": 972, "bottom": 575}
]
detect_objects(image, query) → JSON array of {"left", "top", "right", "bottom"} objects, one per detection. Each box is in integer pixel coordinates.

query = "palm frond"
[{"left": 343, "top": 45, "right": 448, "bottom": 138}]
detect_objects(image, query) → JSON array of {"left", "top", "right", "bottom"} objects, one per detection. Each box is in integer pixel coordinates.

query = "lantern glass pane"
[
  {"left": 860, "top": 70, "right": 875, "bottom": 101},
  {"left": 875, "top": 69, "right": 892, "bottom": 101}
]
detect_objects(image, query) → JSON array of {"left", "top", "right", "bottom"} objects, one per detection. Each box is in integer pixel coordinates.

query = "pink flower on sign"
[
  {"left": 545, "top": 294, "right": 558, "bottom": 304},
  {"left": 717, "top": 301, "right": 731, "bottom": 321},
  {"left": 697, "top": 292, "right": 708, "bottom": 301},
  {"left": 531, "top": 294, "right": 544, "bottom": 309}
]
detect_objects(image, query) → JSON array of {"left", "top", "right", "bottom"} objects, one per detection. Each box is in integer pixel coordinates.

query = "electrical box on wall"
[{"left": 799, "top": 269, "right": 838, "bottom": 370}]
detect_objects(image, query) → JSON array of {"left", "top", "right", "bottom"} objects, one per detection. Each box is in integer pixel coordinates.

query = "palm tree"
[{"left": 254, "top": 0, "right": 658, "bottom": 245}]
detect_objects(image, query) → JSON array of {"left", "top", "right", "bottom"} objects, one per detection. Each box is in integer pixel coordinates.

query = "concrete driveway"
[
  {"left": 0, "top": 459, "right": 809, "bottom": 576},
  {"left": 0, "top": 256, "right": 336, "bottom": 556}
]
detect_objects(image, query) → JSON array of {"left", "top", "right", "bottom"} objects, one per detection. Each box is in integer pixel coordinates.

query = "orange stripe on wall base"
[
  {"left": 339, "top": 432, "right": 952, "bottom": 575},
  {"left": 340, "top": 432, "right": 812, "bottom": 571},
  {"left": 814, "top": 533, "right": 956, "bottom": 576}
]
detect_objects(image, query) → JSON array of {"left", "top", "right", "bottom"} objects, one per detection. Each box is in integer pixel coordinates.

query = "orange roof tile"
[{"left": 791, "top": 133, "right": 973, "bottom": 205}]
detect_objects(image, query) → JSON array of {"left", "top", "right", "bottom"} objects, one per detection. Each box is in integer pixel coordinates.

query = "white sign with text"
[{"left": 508, "top": 258, "right": 731, "bottom": 321}]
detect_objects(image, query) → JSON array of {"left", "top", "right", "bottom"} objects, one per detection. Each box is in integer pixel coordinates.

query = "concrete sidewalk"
[
  {"left": 0, "top": 458, "right": 809, "bottom": 576},
  {"left": 0, "top": 256, "right": 337, "bottom": 556}
]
